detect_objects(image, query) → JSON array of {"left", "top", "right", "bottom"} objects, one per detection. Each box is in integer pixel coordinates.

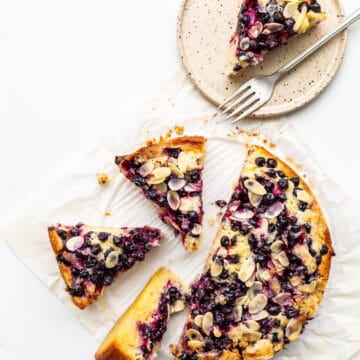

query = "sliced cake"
[
  {"left": 116, "top": 136, "right": 207, "bottom": 252},
  {"left": 48, "top": 223, "right": 161, "bottom": 309},
  {"left": 228, "top": 0, "right": 326, "bottom": 75},
  {"left": 96, "top": 267, "right": 187, "bottom": 360},
  {"left": 171, "top": 145, "right": 333, "bottom": 359}
]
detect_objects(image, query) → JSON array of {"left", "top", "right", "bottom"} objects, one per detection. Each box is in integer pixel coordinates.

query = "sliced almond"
[
  {"left": 194, "top": 315, "right": 204, "bottom": 327},
  {"left": 138, "top": 161, "right": 154, "bottom": 177},
  {"left": 242, "top": 330, "right": 262, "bottom": 342},
  {"left": 152, "top": 167, "right": 171, "bottom": 180},
  {"left": 248, "top": 22, "right": 263, "bottom": 39},
  {"left": 171, "top": 300, "right": 185, "bottom": 313},
  {"left": 238, "top": 258, "right": 256, "bottom": 283},
  {"left": 167, "top": 191, "right": 180, "bottom": 211},
  {"left": 168, "top": 163, "right": 184, "bottom": 178},
  {"left": 264, "top": 202, "right": 284, "bottom": 219},
  {"left": 249, "top": 294, "right": 268, "bottom": 314},
  {"left": 236, "top": 296, "right": 248, "bottom": 306},
  {"left": 286, "top": 318, "right": 302, "bottom": 342},
  {"left": 254, "top": 218, "right": 268, "bottom": 238},
  {"left": 273, "top": 292, "right": 292, "bottom": 305},
  {"left": 147, "top": 176, "right": 167, "bottom": 185},
  {"left": 249, "top": 192, "right": 263, "bottom": 208},
  {"left": 230, "top": 208, "right": 254, "bottom": 220},
  {"left": 210, "top": 259, "right": 223, "bottom": 277},
  {"left": 293, "top": 5, "right": 307, "bottom": 32},
  {"left": 186, "top": 329, "right": 203, "bottom": 341},
  {"left": 66, "top": 236, "right": 84, "bottom": 252},
  {"left": 250, "top": 310, "right": 268, "bottom": 321},
  {"left": 244, "top": 179, "right": 266, "bottom": 196},
  {"left": 247, "top": 281, "right": 263, "bottom": 300},
  {"left": 213, "top": 326, "right": 222, "bottom": 338},
  {"left": 233, "top": 304, "right": 243, "bottom": 322},
  {"left": 275, "top": 251, "right": 290, "bottom": 267},
  {"left": 217, "top": 247, "right": 228, "bottom": 258},
  {"left": 283, "top": 1, "right": 298, "bottom": 18},
  {"left": 244, "top": 320, "right": 260, "bottom": 332},
  {"left": 187, "top": 340, "right": 203, "bottom": 351},
  {"left": 184, "top": 183, "right": 201, "bottom": 192},
  {"left": 293, "top": 244, "right": 317, "bottom": 274},
  {"left": 262, "top": 23, "right": 284, "bottom": 35},
  {"left": 202, "top": 312, "right": 213, "bottom": 336},
  {"left": 290, "top": 276, "right": 302, "bottom": 287},
  {"left": 257, "top": 264, "right": 272, "bottom": 282},
  {"left": 105, "top": 250, "right": 120, "bottom": 269},
  {"left": 179, "top": 196, "right": 200, "bottom": 213},
  {"left": 153, "top": 182, "right": 167, "bottom": 193},
  {"left": 246, "top": 272, "right": 256, "bottom": 288},
  {"left": 168, "top": 178, "right": 186, "bottom": 191},
  {"left": 271, "top": 240, "right": 284, "bottom": 254}
]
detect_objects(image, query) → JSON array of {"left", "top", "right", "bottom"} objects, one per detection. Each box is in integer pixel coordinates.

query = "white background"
[{"left": 0, "top": 1, "right": 359, "bottom": 359}]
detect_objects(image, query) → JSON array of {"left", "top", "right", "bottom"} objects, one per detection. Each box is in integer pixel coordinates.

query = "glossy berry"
[
  {"left": 70, "top": 227, "right": 80, "bottom": 236},
  {"left": 91, "top": 244, "right": 102, "bottom": 255},
  {"left": 285, "top": 306, "right": 298, "bottom": 319},
  {"left": 221, "top": 236, "right": 230, "bottom": 247},
  {"left": 98, "top": 232, "right": 109, "bottom": 242},
  {"left": 255, "top": 157, "right": 266, "bottom": 167},
  {"left": 304, "top": 223, "right": 312, "bottom": 234},
  {"left": 267, "top": 169, "right": 277, "bottom": 178},
  {"left": 278, "top": 178, "right": 289, "bottom": 190},
  {"left": 266, "top": 158, "right": 277, "bottom": 168},
  {"left": 215, "top": 200, "right": 227, "bottom": 208},
  {"left": 188, "top": 211, "right": 198, "bottom": 223},
  {"left": 290, "top": 177, "right": 300, "bottom": 186},
  {"left": 320, "top": 245, "right": 329, "bottom": 256},
  {"left": 298, "top": 201, "right": 308, "bottom": 212}
]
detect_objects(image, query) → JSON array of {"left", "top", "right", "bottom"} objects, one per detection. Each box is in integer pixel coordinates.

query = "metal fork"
[{"left": 218, "top": 8, "right": 360, "bottom": 124}]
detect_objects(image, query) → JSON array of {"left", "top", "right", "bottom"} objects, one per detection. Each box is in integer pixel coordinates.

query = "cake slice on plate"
[
  {"left": 171, "top": 145, "right": 333, "bottom": 360},
  {"left": 48, "top": 223, "right": 161, "bottom": 309},
  {"left": 228, "top": 0, "right": 326, "bottom": 75},
  {"left": 116, "top": 136, "right": 207, "bottom": 252},
  {"left": 96, "top": 267, "right": 187, "bottom": 360}
]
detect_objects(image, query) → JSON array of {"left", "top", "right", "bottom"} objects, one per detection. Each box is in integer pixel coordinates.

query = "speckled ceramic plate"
[{"left": 178, "top": 0, "right": 347, "bottom": 118}]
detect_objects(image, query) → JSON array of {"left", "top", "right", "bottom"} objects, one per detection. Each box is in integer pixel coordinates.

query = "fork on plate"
[{"left": 218, "top": 8, "right": 360, "bottom": 124}]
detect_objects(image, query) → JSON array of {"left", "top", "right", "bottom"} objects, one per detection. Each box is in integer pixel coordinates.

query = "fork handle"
[{"left": 278, "top": 8, "right": 360, "bottom": 76}]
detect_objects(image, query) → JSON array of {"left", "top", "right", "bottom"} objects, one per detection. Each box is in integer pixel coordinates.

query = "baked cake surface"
[
  {"left": 171, "top": 145, "right": 332, "bottom": 359},
  {"left": 117, "top": 136, "right": 207, "bottom": 252},
  {"left": 48, "top": 223, "right": 161, "bottom": 309},
  {"left": 228, "top": 0, "right": 326, "bottom": 75},
  {"left": 96, "top": 267, "right": 187, "bottom": 360}
]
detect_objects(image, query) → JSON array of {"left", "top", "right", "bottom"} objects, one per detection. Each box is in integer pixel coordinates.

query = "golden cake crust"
[{"left": 96, "top": 267, "right": 185, "bottom": 360}]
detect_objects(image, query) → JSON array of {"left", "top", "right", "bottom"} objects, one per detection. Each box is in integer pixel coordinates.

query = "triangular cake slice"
[
  {"left": 116, "top": 136, "right": 207, "bottom": 252},
  {"left": 96, "top": 267, "right": 187, "bottom": 360},
  {"left": 48, "top": 223, "right": 161, "bottom": 309},
  {"left": 171, "top": 145, "right": 333, "bottom": 359},
  {"left": 228, "top": 0, "right": 326, "bottom": 75}
]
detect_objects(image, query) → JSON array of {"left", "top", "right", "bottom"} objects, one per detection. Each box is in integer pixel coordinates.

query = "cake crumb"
[
  {"left": 175, "top": 126, "right": 184, "bottom": 135},
  {"left": 97, "top": 172, "right": 109, "bottom": 185},
  {"left": 104, "top": 210, "right": 112, "bottom": 217},
  {"left": 208, "top": 217, "right": 216, "bottom": 227}
]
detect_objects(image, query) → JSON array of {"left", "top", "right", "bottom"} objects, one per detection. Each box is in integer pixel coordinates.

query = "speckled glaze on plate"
[{"left": 178, "top": 0, "right": 347, "bottom": 118}]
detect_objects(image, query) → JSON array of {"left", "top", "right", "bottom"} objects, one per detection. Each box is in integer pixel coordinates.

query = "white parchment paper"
[{"left": 1, "top": 71, "right": 360, "bottom": 359}]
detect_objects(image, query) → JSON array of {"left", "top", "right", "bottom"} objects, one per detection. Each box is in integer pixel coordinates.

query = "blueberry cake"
[
  {"left": 116, "top": 136, "right": 206, "bottom": 252},
  {"left": 96, "top": 267, "right": 187, "bottom": 360},
  {"left": 228, "top": 0, "right": 326, "bottom": 75},
  {"left": 171, "top": 145, "right": 333, "bottom": 359},
  {"left": 48, "top": 223, "right": 161, "bottom": 309}
]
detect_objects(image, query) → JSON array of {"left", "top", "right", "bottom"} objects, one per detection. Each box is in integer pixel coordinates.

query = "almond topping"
[
  {"left": 249, "top": 294, "right": 268, "bottom": 314},
  {"left": 238, "top": 258, "right": 256, "bottom": 283},
  {"left": 244, "top": 179, "right": 267, "bottom": 196}
]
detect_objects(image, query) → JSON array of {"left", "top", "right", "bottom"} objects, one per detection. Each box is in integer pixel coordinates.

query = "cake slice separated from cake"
[
  {"left": 228, "top": 0, "right": 326, "bottom": 75},
  {"left": 116, "top": 136, "right": 207, "bottom": 252},
  {"left": 96, "top": 267, "right": 187, "bottom": 360},
  {"left": 171, "top": 145, "right": 333, "bottom": 360},
  {"left": 48, "top": 223, "right": 161, "bottom": 309}
]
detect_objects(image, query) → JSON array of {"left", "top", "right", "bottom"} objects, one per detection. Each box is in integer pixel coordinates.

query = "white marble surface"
[{"left": 0, "top": 1, "right": 359, "bottom": 359}]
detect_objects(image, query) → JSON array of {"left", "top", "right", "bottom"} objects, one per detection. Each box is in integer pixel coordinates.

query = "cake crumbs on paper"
[
  {"left": 175, "top": 126, "right": 184, "bottom": 135},
  {"left": 104, "top": 210, "right": 112, "bottom": 217},
  {"left": 97, "top": 172, "right": 109, "bottom": 185},
  {"left": 208, "top": 217, "right": 216, "bottom": 227},
  {"left": 145, "top": 126, "right": 186, "bottom": 146}
]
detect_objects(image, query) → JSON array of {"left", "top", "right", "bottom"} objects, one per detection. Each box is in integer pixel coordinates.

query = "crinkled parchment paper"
[{"left": 1, "top": 71, "right": 360, "bottom": 359}]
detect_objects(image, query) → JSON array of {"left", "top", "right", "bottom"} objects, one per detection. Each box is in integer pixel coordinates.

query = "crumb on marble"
[{"left": 97, "top": 172, "right": 109, "bottom": 185}]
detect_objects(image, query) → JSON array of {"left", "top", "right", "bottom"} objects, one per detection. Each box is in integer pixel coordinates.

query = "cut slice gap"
[
  {"left": 227, "top": 0, "right": 326, "bottom": 75},
  {"left": 172, "top": 145, "right": 332, "bottom": 359},
  {"left": 48, "top": 223, "right": 161, "bottom": 309},
  {"left": 116, "top": 136, "right": 207, "bottom": 252},
  {"left": 96, "top": 267, "right": 187, "bottom": 360}
]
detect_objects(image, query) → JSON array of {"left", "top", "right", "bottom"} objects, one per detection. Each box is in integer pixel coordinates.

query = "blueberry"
[
  {"left": 278, "top": 194, "right": 287, "bottom": 202},
  {"left": 298, "top": 201, "right": 308, "bottom": 212},
  {"left": 263, "top": 192, "right": 276, "bottom": 205},
  {"left": 134, "top": 174, "right": 146, "bottom": 187},
  {"left": 273, "top": 319, "right": 281, "bottom": 328},
  {"left": 284, "top": 18, "right": 295, "bottom": 32},
  {"left": 233, "top": 63, "right": 241, "bottom": 72},
  {"left": 221, "top": 236, "right": 230, "bottom": 247},
  {"left": 255, "top": 157, "right": 266, "bottom": 167},
  {"left": 231, "top": 236, "right": 237, "bottom": 246},
  {"left": 85, "top": 256, "right": 97, "bottom": 268},
  {"left": 229, "top": 255, "right": 240, "bottom": 264},
  {"left": 57, "top": 230, "right": 68, "bottom": 240},
  {"left": 215, "top": 200, "right": 227, "bottom": 208},
  {"left": 267, "top": 169, "right": 277, "bottom": 178},
  {"left": 268, "top": 304, "right": 281, "bottom": 315},
  {"left": 249, "top": 217, "right": 259, "bottom": 228},
  {"left": 146, "top": 189, "right": 157, "bottom": 200},
  {"left": 290, "top": 177, "right": 300, "bottom": 186},
  {"left": 291, "top": 224, "right": 301, "bottom": 233},
  {"left": 298, "top": 2, "right": 310, "bottom": 11},
  {"left": 231, "top": 221, "right": 240, "bottom": 232},
  {"left": 98, "top": 232, "right": 109, "bottom": 242},
  {"left": 112, "top": 236, "right": 122, "bottom": 247},
  {"left": 273, "top": 11, "right": 284, "bottom": 23},
  {"left": 320, "top": 245, "right": 329, "bottom": 256},
  {"left": 188, "top": 211, "right": 198, "bottom": 223},
  {"left": 296, "top": 265, "right": 307, "bottom": 275},
  {"left": 79, "top": 268, "right": 89, "bottom": 278},
  {"left": 136, "top": 252, "right": 145, "bottom": 261},
  {"left": 104, "top": 275, "right": 114, "bottom": 286},
  {"left": 278, "top": 178, "right": 289, "bottom": 190},
  {"left": 304, "top": 223, "right": 312, "bottom": 234},
  {"left": 264, "top": 181, "right": 275, "bottom": 192},
  {"left": 285, "top": 306, "right": 298, "bottom": 319},
  {"left": 70, "top": 227, "right": 80, "bottom": 236},
  {"left": 164, "top": 147, "right": 181, "bottom": 158},
  {"left": 240, "top": 224, "right": 250, "bottom": 235},
  {"left": 266, "top": 158, "right": 278, "bottom": 168},
  {"left": 70, "top": 285, "right": 84, "bottom": 297},
  {"left": 91, "top": 244, "right": 101, "bottom": 255},
  {"left": 189, "top": 169, "right": 200, "bottom": 182},
  {"left": 277, "top": 171, "right": 285, "bottom": 178},
  {"left": 268, "top": 223, "right": 276, "bottom": 233},
  {"left": 311, "top": 3, "right": 321, "bottom": 13},
  {"left": 248, "top": 235, "right": 257, "bottom": 247},
  {"left": 168, "top": 286, "right": 179, "bottom": 296},
  {"left": 241, "top": 14, "right": 251, "bottom": 26},
  {"left": 309, "top": 247, "right": 317, "bottom": 257}
]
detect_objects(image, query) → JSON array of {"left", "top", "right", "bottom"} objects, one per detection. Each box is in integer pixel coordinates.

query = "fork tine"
[
  {"left": 225, "top": 93, "right": 256, "bottom": 120},
  {"left": 217, "top": 82, "right": 252, "bottom": 110},
  {"left": 220, "top": 87, "right": 253, "bottom": 116},
  {"left": 232, "top": 99, "right": 261, "bottom": 124}
]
